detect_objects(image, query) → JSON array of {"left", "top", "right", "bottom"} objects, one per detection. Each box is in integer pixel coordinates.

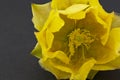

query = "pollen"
[{"left": 68, "top": 28, "right": 95, "bottom": 58}]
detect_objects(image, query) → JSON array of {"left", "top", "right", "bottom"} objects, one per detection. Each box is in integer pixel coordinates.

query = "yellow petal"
[
  {"left": 70, "top": 58, "right": 96, "bottom": 80},
  {"left": 89, "top": 0, "right": 101, "bottom": 7},
  {"left": 47, "top": 10, "right": 64, "bottom": 32},
  {"left": 45, "top": 51, "right": 69, "bottom": 64},
  {"left": 51, "top": 0, "right": 88, "bottom": 10},
  {"left": 77, "top": 8, "right": 106, "bottom": 38},
  {"left": 59, "top": 4, "right": 89, "bottom": 20},
  {"left": 77, "top": 8, "right": 113, "bottom": 45},
  {"left": 87, "top": 9, "right": 113, "bottom": 45},
  {"left": 46, "top": 29, "right": 54, "bottom": 50},
  {"left": 38, "top": 9, "right": 64, "bottom": 32},
  {"left": 87, "top": 40, "right": 119, "bottom": 64},
  {"left": 49, "top": 15, "right": 74, "bottom": 52},
  {"left": 32, "top": 3, "right": 51, "bottom": 31},
  {"left": 51, "top": 0, "right": 101, "bottom": 10},
  {"left": 100, "top": 12, "right": 114, "bottom": 45},
  {"left": 106, "top": 28, "right": 120, "bottom": 54},
  {"left": 87, "top": 28, "right": 120, "bottom": 64},
  {"left": 39, "top": 59, "right": 71, "bottom": 79},
  {"left": 51, "top": 0, "right": 70, "bottom": 10},
  {"left": 54, "top": 51, "right": 70, "bottom": 64},
  {"left": 35, "top": 10, "right": 64, "bottom": 51},
  {"left": 70, "top": 0, "right": 88, "bottom": 4},
  {"left": 67, "top": 10, "right": 86, "bottom": 20},
  {"left": 31, "top": 43, "right": 42, "bottom": 58},
  {"left": 59, "top": 4, "right": 89, "bottom": 14},
  {"left": 87, "top": 70, "right": 98, "bottom": 80},
  {"left": 51, "top": 61, "right": 72, "bottom": 73},
  {"left": 35, "top": 31, "right": 47, "bottom": 52},
  {"left": 112, "top": 14, "right": 120, "bottom": 28},
  {"left": 92, "top": 55, "right": 120, "bottom": 70}
]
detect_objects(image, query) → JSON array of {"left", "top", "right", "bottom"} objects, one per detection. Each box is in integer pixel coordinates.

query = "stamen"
[
  {"left": 81, "top": 45, "right": 85, "bottom": 60},
  {"left": 68, "top": 28, "right": 95, "bottom": 58}
]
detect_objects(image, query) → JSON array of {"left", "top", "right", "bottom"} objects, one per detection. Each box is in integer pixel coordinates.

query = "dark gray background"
[{"left": 0, "top": 0, "right": 120, "bottom": 80}]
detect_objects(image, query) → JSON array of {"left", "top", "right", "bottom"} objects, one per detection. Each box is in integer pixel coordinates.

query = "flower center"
[{"left": 68, "top": 28, "right": 95, "bottom": 58}]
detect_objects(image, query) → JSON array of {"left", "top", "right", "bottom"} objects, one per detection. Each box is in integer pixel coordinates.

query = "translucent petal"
[
  {"left": 93, "top": 28, "right": 120, "bottom": 69},
  {"left": 45, "top": 51, "right": 70, "bottom": 64},
  {"left": 87, "top": 28, "right": 120, "bottom": 64},
  {"left": 106, "top": 28, "right": 120, "bottom": 54},
  {"left": 50, "top": 15, "right": 74, "bottom": 52},
  {"left": 100, "top": 12, "right": 114, "bottom": 45},
  {"left": 32, "top": 3, "right": 51, "bottom": 31},
  {"left": 77, "top": 8, "right": 106, "bottom": 37},
  {"left": 46, "top": 29, "right": 54, "bottom": 50},
  {"left": 77, "top": 8, "right": 113, "bottom": 45},
  {"left": 51, "top": 0, "right": 101, "bottom": 10},
  {"left": 89, "top": 0, "right": 101, "bottom": 7},
  {"left": 70, "top": 58, "right": 96, "bottom": 80},
  {"left": 31, "top": 43, "right": 42, "bottom": 58},
  {"left": 70, "top": 0, "right": 101, "bottom": 8},
  {"left": 89, "top": 0, "right": 111, "bottom": 19},
  {"left": 39, "top": 59, "right": 71, "bottom": 79},
  {"left": 47, "top": 10, "right": 64, "bottom": 32},
  {"left": 87, "top": 41, "right": 119, "bottom": 64},
  {"left": 35, "top": 10, "right": 65, "bottom": 51},
  {"left": 50, "top": 60, "right": 72, "bottom": 73},
  {"left": 89, "top": 0, "right": 114, "bottom": 45},
  {"left": 92, "top": 56, "right": 120, "bottom": 70},
  {"left": 112, "top": 14, "right": 120, "bottom": 28},
  {"left": 87, "top": 70, "right": 98, "bottom": 80},
  {"left": 67, "top": 10, "right": 86, "bottom": 20},
  {"left": 35, "top": 31, "right": 47, "bottom": 51},
  {"left": 59, "top": 4, "right": 89, "bottom": 14},
  {"left": 70, "top": 0, "right": 88, "bottom": 4},
  {"left": 59, "top": 4, "right": 89, "bottom": 20},
  {"left": 51, "top": 0, "right": 70, "bottom": 10}
]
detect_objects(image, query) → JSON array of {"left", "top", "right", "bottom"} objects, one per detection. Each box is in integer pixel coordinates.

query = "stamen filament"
[{"left": 81, "top": 45, "right": 85, "bottom": 60}]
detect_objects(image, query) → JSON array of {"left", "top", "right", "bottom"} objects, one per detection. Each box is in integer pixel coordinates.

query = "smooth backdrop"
[{"left": 0, "top": 0, "right": 120, "bottom": 80}]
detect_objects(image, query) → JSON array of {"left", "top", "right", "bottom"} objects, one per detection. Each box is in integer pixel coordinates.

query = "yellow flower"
[{"left": 31, "top": 0, "right": 120, "bottom": 80}]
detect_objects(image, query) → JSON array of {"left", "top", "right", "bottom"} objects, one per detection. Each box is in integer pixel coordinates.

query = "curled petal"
[
  {"left": 50, "top": 15, "right": 74, "bottom": 52},
  {"left": 34, "top": 10, "right": 64, "bottom": 51},
  {"left": 94, "top": 28, "right": 120, "bottom": 69},
  {"left": 32, "top": 3, "right": 51, "bottom": 31},
  {"left": 100, "top": 12, "right": 114, "bottom": 45},
  {"left": 77, "top": 8, "right": 113, "bottom": 45},
  {"left": 92, "top": 56, "right": 120, "bottom": 70},
  {"left": 46, "top": 30, "right": 54, "bottom": 50},
  {"left": 70, "top": 58, "right": 96, "bottom": 80},
  {"left": 35, "top": 31, "right": 47, "bottom": 52},
  {"left": 51, "top": 0, "right": 70, "bottom": 10},
  {"left": 112, "top": 14, "right": 120, "bottom": 28},
  {"left": 51, "top": 62, "right": 72, "bottom": 73},
  {"left": 87, "top": 70, "right": 98, "bottom": 80},
  {"left": 106, "top": 28, "right": 120, "bottom": 54},
  {"left": 51, "top": 0, "right": 102, "bottom": 10},
  {"left": 31, "top": 43, "right": 42, "bottom": 58},
  {"left": 59, "top": 4, "right": 89, "bottom": 20},
  {"left": 39, "top": 59, "right": 71, "bottom": 79},
  {"left": 45, "top": 51, "right": 70, "bottom": 64},
  {"left": 59, "top": 4, "right": 89, "bottom": 14},
  {"left": 47, "top": 10, "right": 64, "bottom": 32},
  {"left": 87, "top": 41, "right": 119, "bottom": 64},
  {"left": 67, "top": 10, "right": 87, "bottom": 20}
]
